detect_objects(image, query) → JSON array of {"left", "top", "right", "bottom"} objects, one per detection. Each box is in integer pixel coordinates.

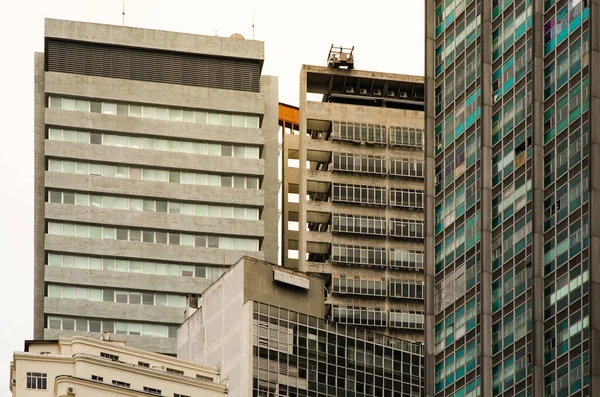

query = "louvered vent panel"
[{"left": 46, "top": 39, "right": 261, "bottom": 92}]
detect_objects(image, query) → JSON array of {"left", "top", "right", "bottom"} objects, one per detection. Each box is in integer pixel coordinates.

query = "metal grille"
[{"left": 46, "top": 39, "right": 261, "bottom": 92}]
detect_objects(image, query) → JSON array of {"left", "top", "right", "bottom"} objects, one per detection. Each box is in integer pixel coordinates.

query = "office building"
[
  {"left": 34, "top": 19, "right": 278, "bottom": 355},
  {"left": 281, "top": 53, "right": 426, "bottom": 341},
  {"left": 10, "top": 336, "right": 226, "bottom": 396},
  {"left": 424, "top": 1, "right": 598, "bottom": 396},
  {"left": 178, "top": 256, "right": 424, "bottom": 397}
]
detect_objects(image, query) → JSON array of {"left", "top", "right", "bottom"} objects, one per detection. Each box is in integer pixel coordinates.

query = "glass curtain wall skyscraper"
[{"left": 425, "top": 1, "right": 598, "bottom": 397}]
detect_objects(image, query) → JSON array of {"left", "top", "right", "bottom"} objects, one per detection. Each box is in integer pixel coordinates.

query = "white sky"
[{"left": 0, "top": 0, "right": 423, "bottom": 388}]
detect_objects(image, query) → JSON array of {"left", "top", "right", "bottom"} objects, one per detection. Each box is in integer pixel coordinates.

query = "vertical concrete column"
[
  {"left": 260, "top": 76, "right": 280, "bottom": 265},
  {"left": 588, "top": 1, "right": 600, "bottom": 394},
  {"left": 423, "top": 1, "right": 437, "bottom": 396},
  {"left": 281, "top": 128, "right": 290, "bottom": 267},
  {"left": 33, "top": 53, "right": 46, "bottom": 339},
  {"left": 531, "top": 2, "right": 546, "bottom": 396},
  {"left": 298, "top": 67, "right": 308, "bottom": 273},
  {"left": 479, "top": 0, "right": 493, "bottom": 395}
]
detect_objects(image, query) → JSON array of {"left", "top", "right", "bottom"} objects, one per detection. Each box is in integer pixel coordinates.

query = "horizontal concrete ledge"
[
  {"left": 44, "top": 234, "right": 265, "bottom": 266},
  {"left": 44, "top": 108, "right": 265, "bottom": 146},
  {"left": 44, "top": 172, "right": 266, "bottom": 207},
  {"left": 45, "top": 18, "right": 264, "bottom": 61},
  {"left": 305, "top": 101, "right": 424, "bottom": 128},
  {"left": 43, "top": 329, "right": 176, "bottom": 355},
  {"left": 45, "top": 140, "right": 264, "bottom": 176},
  {"left": 44, "top": 297, "right": 186, "bottom": 324},
  {"left": 45, "top": 202, "right": 265, "bottom": 237},
  {"left": 45, "top": 72, "right": 265, "bottom": 115},
  {"left": 44, "top": 266, "right": 213, "bottom": 294}
]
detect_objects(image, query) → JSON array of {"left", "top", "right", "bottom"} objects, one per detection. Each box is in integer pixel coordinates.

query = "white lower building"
[{"left": 10, "top": 336, "right": 226, "bottom": 397}]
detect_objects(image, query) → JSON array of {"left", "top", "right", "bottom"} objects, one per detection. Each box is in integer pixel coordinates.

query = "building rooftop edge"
[
  {"left": 302, "top": 64, "right": 424, "bottom": 83},
  {"left": 44, "top": 18, "right": 264, "bottom": 62}
]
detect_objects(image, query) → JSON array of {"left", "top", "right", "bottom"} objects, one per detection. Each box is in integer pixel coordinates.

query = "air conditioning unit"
[
  {"left": 387, "top": 90, "right": 396, "bottom": 98},
  {"left": 373, "top": 88, "right": 382, "bottom": 96},
  {"left": 345, "top": 86, "right": 355, "bottom": 94},
  {"left": 359, "top": 88, "right": 368, "bottom": 95},
  {"left": 67, "top": 386, "right": 76, "bottom": 395},
  {"left": 398, "top": 92, "right": 408, "bottom": 98}
]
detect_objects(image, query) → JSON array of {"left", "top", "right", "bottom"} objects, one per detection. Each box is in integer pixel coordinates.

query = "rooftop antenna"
[
  {"left": 252, "top": 9, "right": 255, "bottom": 40},
  {"left": 122, "top": 0, "right": 125, "bottom": 26}
]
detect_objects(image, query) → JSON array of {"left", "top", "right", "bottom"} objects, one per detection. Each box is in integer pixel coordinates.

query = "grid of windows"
[
  {"left": 47, "top": 127, "right": 261, "bottom": 159},
  {"left": 389, "top": 158, "right": 425, "bottom": 178},
  {"left": 332, "top": 183, "right": 387, "bottom": 206},
  {"left": 541, "top": 2, "right": 591, "bottom": 395},
  {"left": 48, "top": 96, "right": 260, "bottom": 128},
  {"left": 331, "top": 306, "right": 387, "bottom": 327},
  {"left": 47, "top": 253, "right": 224, "bottom": 280},
  {"left": 47, "top": 284, "right": 187, "bottom": 308},
  {"left": 46, "top": 316, "right": 178, "bottom": 338},
  {"left": 332, "top": 152, "right": 387, "bottom": 175},
  {"left": 390, "top": 188, "right": 424, "bottom": 209},
  {"left": 331, "top": 276, "right": 387, "bottom": 297},
  {"left": 331, "top": 244, "right": 387, "bottom": 267},
  {"left": 251, "top": 302, "right": 423, "bottom": 397},
  {"left": 47, "top": 221, "right": 260, "bottom": 251},
  {"left": 331, "top": 121, "right": 386, "bottom": 144},
  {"left": 47, "top": 158, "right": 260, "bottom": 189},
  {"left": 332, "top": 213, "right": 386, "bottom": 236},
  {"left": 48, "top": 190, "right": 260, "bottom": 220},
  {"left": 389, "top": 126, "right": 424, "bottom": 148}
]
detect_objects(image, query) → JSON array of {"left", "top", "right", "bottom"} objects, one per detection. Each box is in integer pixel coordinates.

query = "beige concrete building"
[
  {"left": 281, "top": 63, "right": 425, "bottom": 341},
  {"left": 10, "top": 336, "right": 226, "bottom": 397},
  {"left": 178, "top": 256, "right": 424, "bottom": 397},
  {"left": 34, "top": 19, "right": 278, "bottom": 354}
]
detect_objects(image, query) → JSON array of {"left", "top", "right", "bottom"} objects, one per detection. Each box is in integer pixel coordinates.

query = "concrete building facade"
[
  {"left": 34, "top": 19, "right": 279, "bottom": 355},
  {"left": 178, "top": 256, "right": 424, "bottom": 397},
  {"left": 281, "top": 65, "right": 426, "bottom": 341},
  {"left": 424, "top": 1, "right": 598, "bottom": 396},
  {"left": 10, "top": 336, "right": 226, "bottom": 397}
]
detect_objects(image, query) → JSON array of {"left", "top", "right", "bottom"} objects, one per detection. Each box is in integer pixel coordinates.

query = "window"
[
  {"left": 100, "top": 352, "right": 119, "bottom": 361},
  {"left": 332, "top": 183, "right": 387, "bottom": 206},
  {"left": 332, "top": 306, "right": 387, "bottom": 327},
  {"left": 166, "top": 368, "right": 184, "bottom": 376},
  {"left": 332, "top": 214, "right": 387, "bottom": 236},
  {"left": 91, "top": 375, "right": 103, "bottom": 382},
  {"left": 390, "top": 158, "right": 425, "bottom": 178},
  {"left": 143, "top": 387, "right": 162, "bottom": 395},
  {"left": 389, "top": 310, "right": 425, "bottom": 330},
  {"left": 331, "top": 121, "right": 386, "bottom": 144},
  {"left": 389, "top": 280, "right": 425, "bottom": 300},
  {"left": 332, "top": 152, "right": 387, "bottom": 175},
  {"left": 390, "top": 189, "right": 424, "bottom": 209},
  {"left": 196, "top": 374, "right": 213, "bottom": 382},
  {"left": 26, "top": 372, "right": 47, "bottom": 390},
  {"left": 389, "top": 126, "right": 424, "bottom": 148},
  {"left": 332, "top": 276, "right": 387, "bottom": 297},
  {"left": 390, "top": 249, "right": 425, "bottom": 270},
  {"left": 112, "top": 380, "right": 130, "bottom": 388},
  {"left": 175, "top": 394, "right": 191, "bottom": 397},
  {"left": 138, "top": 361, "right": 150, "bottom": 368},
  {"left": 332, "top": 244, "right": 387, "bottom": 267},
  {"left": 389, "top": 219, "right": 425, "bottom": 239},
  {"left": 48, "top": 96, "right": 259, "bottom": 128}
]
